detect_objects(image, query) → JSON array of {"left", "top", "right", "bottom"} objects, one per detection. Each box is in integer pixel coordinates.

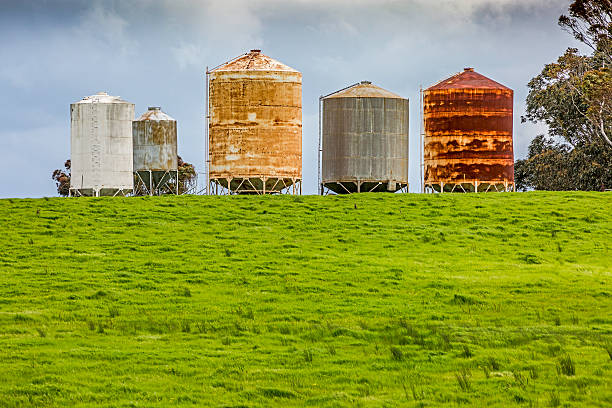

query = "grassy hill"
[{"left": 0, "top": 192, "right": 611, "bottom": 407}]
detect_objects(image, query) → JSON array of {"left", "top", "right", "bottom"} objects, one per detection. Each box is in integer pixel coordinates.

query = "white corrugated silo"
[{"left": 70, "top": 92, "right": 135, "bottom": 197}]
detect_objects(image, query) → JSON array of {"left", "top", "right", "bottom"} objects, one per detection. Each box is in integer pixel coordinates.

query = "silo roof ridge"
[
  {"left": 323, "top": 82, "right": 405, "bottom": 99},
  {"left": 74, "top": 92, "right": 131, "bottom": 104},
  {"left": 427, "top": 69, "right": 511, "bottom": 91},
  {"left": 135, "top": 108, "right": 176, "bottom": 121},
  {"left": 209, "top": 50, "right": 299, "bottom": 72}
]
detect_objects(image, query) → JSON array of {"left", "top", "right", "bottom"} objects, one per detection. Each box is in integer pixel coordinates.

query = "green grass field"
[{"left": 0, "top": 192, "right": 611, "bottom": 407}]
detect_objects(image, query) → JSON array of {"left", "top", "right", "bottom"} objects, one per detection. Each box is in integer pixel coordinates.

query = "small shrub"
[
  {"left": 182, "top": 287, "right": 192, "bottom": 297},
  {"left": 221, "top": 336, "right": 231, "bottom": 346},
  {"left": 181, "top": 321, "right": 191, "bottom": 333},
  {"left": 528, "top": 366, "right": 539, "bottom": 380},
  {"left": 326, "top": 344, "right": 337, "bottom": 356},
  {"left": 557, "top": 354, "right": 575, "bottom": 376},
  {"left": 483, "top": 365, "right": 491, "bottom": 379},
  {"left": 259, "top": 387, "right": 296, "bottom": 399},
  {"left": 390, "top": 346, "right": 403, "bottom": 361},
  {"left": 87, "top": 320, "right": 96, "bottom": 331},
  {"left": 488, "top": 357, "right": 500, "bottom": 371},
  {"left": 236, "top": 306, "right": 254, "bottom": 320},
  {"left": 547, "top": 344, "right": 563, "bottom": 357},
  {"left": 14, "top": 314, "right": 33, "bottom": 322},
  {"left": 521, "top": 254, "right": 541, "bottom": 264},
  {"left": 461, "top": 345, "right": 473, "bottom": 358},
  {"left": 35, "top": 327, "right": 46, "bottom": 338},
  {"left": 438, "top": 332, "right": 452, "bottom": 351},
  {"left": 303, "top": 349, "right": 313, "bottom": 363},
  {"left": 194, "top": 321, "right": 207, "bottom": 333},
  {"left": 513, "top": 370, "right": 528, "bottom": 390},
  {"left": 549, "top": 391, "right": 561, "bottom": 407},
  {"left": 108, "top": 307, "right": 119, "bottom": 318},
  {"left": 410, "top": 381, "right": 425, "bottom": 401},
  {"left": 455, "top": 368, "right": 471, "bottom": 392},
  {"left": 451, "top": 294, "right": 479, "bottom": 305}
]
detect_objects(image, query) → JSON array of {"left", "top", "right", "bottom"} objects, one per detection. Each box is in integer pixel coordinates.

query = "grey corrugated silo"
[
  {"left": 132, "top": 107, "right": 178, "bottom": 195},
  {"left": 320, "top": 81, "right": 409, "bottom": 194},
  {"left": 70, "top": 92, "right": 134, "bottom": 197}
]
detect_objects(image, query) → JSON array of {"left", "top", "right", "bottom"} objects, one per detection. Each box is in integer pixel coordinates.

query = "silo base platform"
[
  {"left": 321, "top": 180, "right": 408, "bottom": 195},
  {"left": 209, "top": 177, "right": 301, "bottom": 195},
  {"left": 69, "top": 188, "right": 133, "bottom": 197},
  {"left": 424, "top": 181, "right": 515, "bottom": 193}
]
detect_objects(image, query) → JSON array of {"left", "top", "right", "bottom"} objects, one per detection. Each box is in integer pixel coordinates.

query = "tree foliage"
[
  {"left": 559, "top": 0, "right": 611, "bottom": 64},
  {"left": 174, "top": 155, "right": 197, "bottom": 195},
  {"left": 518, "top": 0, "right": 612, "bottom": 190},
  {"left": 515, "top": 135, "right": 611, "bottom": 191},
  {"left": 51, "top": 160, "right": 71, "bottom": 197}
]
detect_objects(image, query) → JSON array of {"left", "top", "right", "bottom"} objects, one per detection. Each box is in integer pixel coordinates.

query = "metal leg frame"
[
  {"left": 321, "top": 181, "right": 409, "bottom": 195},
  {"left": 424, "top": 181, "right": 516, "bottom": 194},
  {"left": 208, "top": 177, "right": 302, "bottom": 195}
]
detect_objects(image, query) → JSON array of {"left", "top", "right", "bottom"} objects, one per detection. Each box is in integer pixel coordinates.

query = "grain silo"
[
  {"left": 423, "top": 68, "right": 514, "bottom": 193},
  {"left": 70, "top": 92, "right": 134, "bottom": 197},
  {"left": 207, "top": 49, "right": 302, "bottom": 194},
  {"left": 320, "top": 81, "right": 409, "bottom": 194},
  {"left": 132, "top": 107, "right": 178, "bottom": 195}
]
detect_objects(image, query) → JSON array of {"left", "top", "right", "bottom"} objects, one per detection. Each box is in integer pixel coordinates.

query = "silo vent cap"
[
  {"left": 96, "top": 91, "right": 109, "bottom": 96},
  {"left": 464, "top": 67, "right": 474, "bottom": 72},
  {"left": 360, "top": 81, "right": 372, "bottom": 84},
  {"left": 250, "top": 49, "right": 261, "bottom": 53},
  {"left": 148, "top": 106, "right": 161, "bottom": 111}
]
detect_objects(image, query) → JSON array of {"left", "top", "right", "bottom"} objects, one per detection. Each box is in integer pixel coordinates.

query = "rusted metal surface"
[
  {"left": 423, "top": 68, "right": 514, "bottom": 192},
  {"left": 321, "top": 82, "right": 409, "bottom": 194},
  {"left": 208, "top": 50, "right": 302, "bottom": 194},
  {"left": 70, "top": 92, "right": 134, "bottom": 197},
  {"left": 132, "top": 107, "right": 178, "bottom": 171}
]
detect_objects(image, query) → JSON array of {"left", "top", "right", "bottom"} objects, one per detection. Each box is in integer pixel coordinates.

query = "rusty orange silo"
[
  {"left": 423, "top": 68, "right": 514, "bottom": 193},
  {"left": 207, "top": 50, "right": 302, "bottom": 194}
]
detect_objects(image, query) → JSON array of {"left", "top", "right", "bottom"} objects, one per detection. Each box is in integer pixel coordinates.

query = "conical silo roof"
[
  {"left": 73, "top": 92, "right": 130, "bottom": 104},
  {"left": 324, "top": 81, "right": 404, "bottom": 99},
  {"left": 209, "top": 49, "right": 299, "bottom": 72},
  {"left": 135, "top": 107, "right": 175, "bottom": 121},
  {"left": 427, "top": 68, "right": 511, "bottom": 91}
]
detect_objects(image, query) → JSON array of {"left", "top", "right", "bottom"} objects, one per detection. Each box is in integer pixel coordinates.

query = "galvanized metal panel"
[
  {"left": 70, "top": 92, "right": 134, "bottom": 196},
  {"left": 321, "top": 82, "right": 409, "bottom": 193},
  {"left": 133, "top": 107, "right": 178, "bottom": 171},
  {"left": 424, "top": 69, "right": 514, "bottom": 188},
  {"left": 208, "top": 50, "right": 302, "bottom": 193}
]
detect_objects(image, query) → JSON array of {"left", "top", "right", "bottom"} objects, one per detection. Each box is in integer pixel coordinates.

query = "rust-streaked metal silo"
[
  {"left": 423, "top": 68, "right": 514, "bottom": 193},
  {"left": 70, "top": 92, "right": 134, "bottom": 197},
  {"left": 320, "top": 81, "right": 409, "bottom": 194},
  {"left": 132, "top": 107, "right": 178, "bottom": 195},
  {"left": 207, "top": 49, "right": 302, "bottom": 194}
]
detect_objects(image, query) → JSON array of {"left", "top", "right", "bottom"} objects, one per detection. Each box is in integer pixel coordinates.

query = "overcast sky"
[{"left": 0, "top": 0, "right": 581, "bottom": 198}]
